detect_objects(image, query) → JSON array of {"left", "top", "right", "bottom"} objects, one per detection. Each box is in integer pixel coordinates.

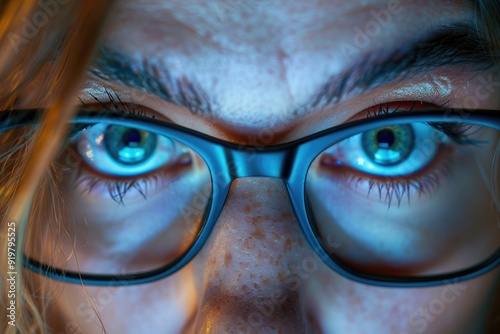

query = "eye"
[
  {"left": 305, "top": 105, "right": 500, "bottom": 278},
  {"left": 72, "top": 123, "right": 188, "bottom": 177},
  {"left": 328, "top": 123, "right": 444, "bottom": 176},
  {"left": 47, "top": 117, "right": 213, "bottom": 276}
]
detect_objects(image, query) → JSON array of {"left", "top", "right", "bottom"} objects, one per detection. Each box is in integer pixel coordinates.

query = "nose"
[{"left": 190, "top": 177, "right": 321, "bottom": 333}]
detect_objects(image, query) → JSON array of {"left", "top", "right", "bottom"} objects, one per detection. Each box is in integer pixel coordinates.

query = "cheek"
[
  {"left": 306, "top": 268, "right": 499, "bottom": 334},
  {"left": 33, "top": 154, "right": 212, "bottom": 275},
  {"left": 47, "top": 264, "right": 198, "bottom": 334}
]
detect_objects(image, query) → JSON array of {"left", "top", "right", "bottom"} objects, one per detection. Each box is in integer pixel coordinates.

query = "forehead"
[
  {"left": 112, "top": 0, "right": 450, "bottom": 35},
  {"left": 96, "top": 0, "right": 469, "bottom": 129}
]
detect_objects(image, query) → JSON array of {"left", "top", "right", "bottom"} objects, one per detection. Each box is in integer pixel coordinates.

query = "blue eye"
[
  {"left": 361, "top": 125, "right": 415, "bottom": 166},
  {"left": 73, "top": 124, "right": 185, "bottom": 177},
  {"left": 104, "top": 126, "right": 158, "bottom": 165},
  {"left": 331, "top": 124, "right": 444, "bottom": 177}
]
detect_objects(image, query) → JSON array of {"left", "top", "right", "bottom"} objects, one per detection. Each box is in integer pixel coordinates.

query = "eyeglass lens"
[{"left": 4, "top": 118, "right": 497, "bottom": 278}]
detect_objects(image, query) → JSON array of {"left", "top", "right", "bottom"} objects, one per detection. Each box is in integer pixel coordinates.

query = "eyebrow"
[{"left": 88, "top": 22, "right": 497, "bottom": 116}]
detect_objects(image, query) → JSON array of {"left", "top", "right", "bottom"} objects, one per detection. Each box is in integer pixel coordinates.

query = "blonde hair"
[
  {"left": 0, "top": 1, "right": 115, "bottom": 333},
  {"left": 0, "top": 1, "right": 499, "bottom": 333}
]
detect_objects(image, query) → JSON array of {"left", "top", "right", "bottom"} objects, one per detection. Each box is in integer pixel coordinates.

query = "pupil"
[
  {"left": 376, "top": 129, "right": 395, "bottom": 148},
  {"left": 124, "top": 129, "right": 141, "bottom": 146}
]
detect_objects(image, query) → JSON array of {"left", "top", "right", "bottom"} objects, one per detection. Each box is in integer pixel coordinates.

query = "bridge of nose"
[
  {"left": 229, "top": 147, "right": 294, "bottom": 178},
  {"left": 191, "top": 177, "right": 315, "bottom": 333}
]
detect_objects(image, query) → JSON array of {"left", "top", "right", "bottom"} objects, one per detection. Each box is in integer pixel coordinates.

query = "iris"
[
  {"left": 361, "top": 125, "right": 415, "bottom": 166},
  {"left": 104, "top": 126, "right": 158, "bottom": 165}
]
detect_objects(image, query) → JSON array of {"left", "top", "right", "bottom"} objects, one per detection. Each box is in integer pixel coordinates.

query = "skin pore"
[{"left": 16, "top": 0, "right": 500, "bottom": 333}]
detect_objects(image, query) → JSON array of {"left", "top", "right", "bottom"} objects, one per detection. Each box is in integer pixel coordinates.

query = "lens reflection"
[
  {"left": 19, "top": 122, "right": 212, "bottom": 275},
  {"left": 306, "top": 121, "right": 500, "bottom": 277},
  {"left": 5, "top": 117, "right": 499, "bottom": 280}
]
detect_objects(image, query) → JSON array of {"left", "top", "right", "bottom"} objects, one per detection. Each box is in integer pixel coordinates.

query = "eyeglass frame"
[{"left": 2, "top": 107, "right": 499, "bottom": 288}]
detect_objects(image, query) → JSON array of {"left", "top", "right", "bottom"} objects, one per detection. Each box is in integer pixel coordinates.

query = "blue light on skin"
[{"left": 12, "top": 0, "right": 499, "bottom": 333}]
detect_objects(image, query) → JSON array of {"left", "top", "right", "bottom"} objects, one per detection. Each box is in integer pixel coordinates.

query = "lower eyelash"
[
  {"left": 323, "top": 144, "right": 454, "bottom": 209},
  {"left": 60, "top": 146, "right": 156, "bottom": 204},
  {"left": 344, "top": 164, "right": 451, "bottom": 209},
  {"left": 69, "top": 161, "right": 157, "bottom": 204},
  {"left": 74, "top": 174, "right": 153, "bottom": 204},
  {"left": 66, "top": 149, "right": 194, "bottom": 204}
]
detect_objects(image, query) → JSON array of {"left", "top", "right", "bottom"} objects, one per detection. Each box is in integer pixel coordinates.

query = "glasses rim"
[{"left": 3, "top": 108, "right": 500, "bottom": 287}]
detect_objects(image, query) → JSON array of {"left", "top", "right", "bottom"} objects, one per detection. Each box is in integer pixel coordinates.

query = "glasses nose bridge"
[{"left": 229, "top": 147, "right": 293, "bottom": 179}]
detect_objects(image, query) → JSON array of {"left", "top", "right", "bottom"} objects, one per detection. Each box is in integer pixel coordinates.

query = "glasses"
[{"left": 1, "top": 108, "right": 499, "bottom": 287}]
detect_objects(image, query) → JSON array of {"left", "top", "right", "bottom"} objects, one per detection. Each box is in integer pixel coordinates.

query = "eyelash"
[
  {"left": 71, "top": 89, "right": 159, "bottom": 204},
  {"left": 72, "top": 167, "right": 168, "bottom": 204},
  {"left": 348, "top": 101, "right": 475, "bottom": 208},
  {"left": 343, "top": 155, "right": 453, "bottom": 208},
  {"left": 83, "top": 88, "right": 154, "bottom": 118},
  {"left": 71, "top": 92, "right": 475, "bottom": 205},
  {"left": 366, "top": 101, "right": 475, "bottom": 144}
]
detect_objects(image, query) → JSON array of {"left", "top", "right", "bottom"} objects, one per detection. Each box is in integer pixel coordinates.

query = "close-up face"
[{"left": 4, "top": 0, "right": 500, "bottom": 333}]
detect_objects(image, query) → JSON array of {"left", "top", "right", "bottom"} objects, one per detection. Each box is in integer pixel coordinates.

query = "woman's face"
[{"left": 24, "top": 0, "right": 500, "bottom": 333}]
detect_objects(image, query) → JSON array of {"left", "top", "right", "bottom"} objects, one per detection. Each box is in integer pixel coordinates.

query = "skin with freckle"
[{"left": 13, "top": 0, "right": 499, "bottom": 333}]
